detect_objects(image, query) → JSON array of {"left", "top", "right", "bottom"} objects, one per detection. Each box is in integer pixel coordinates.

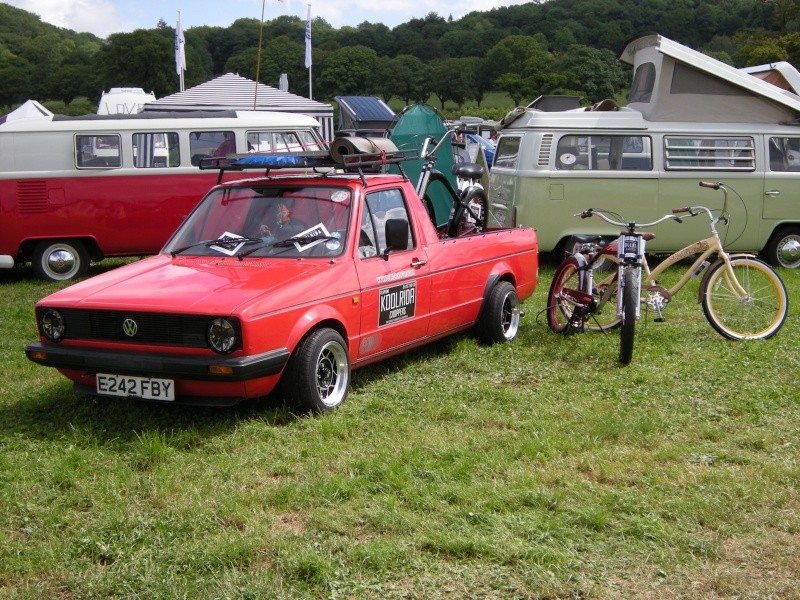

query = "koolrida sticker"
[{"left": 379, "top": 281, "right": 416, "bottom": 326}]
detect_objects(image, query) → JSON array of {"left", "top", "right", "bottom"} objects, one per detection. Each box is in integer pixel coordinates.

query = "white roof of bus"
[{"left": 0, "top": 109, "right": 321, "bottom": 133}]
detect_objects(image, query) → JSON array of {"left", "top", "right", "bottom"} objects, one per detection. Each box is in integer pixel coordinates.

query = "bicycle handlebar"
[{"left": 699, "top": 181, "right": 722, "bottom": 190}]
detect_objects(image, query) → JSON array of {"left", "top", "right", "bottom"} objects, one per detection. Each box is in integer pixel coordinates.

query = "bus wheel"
[
  {"left": 765, "top": 227, "right": 800, "bottom": 269},
  {"left": 32, "top": 240, "right": 90, "bottom": 281}
]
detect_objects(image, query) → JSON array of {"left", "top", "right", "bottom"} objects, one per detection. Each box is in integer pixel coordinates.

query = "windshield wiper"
[
  {"left": 169, "top": 236, "right": 263, "bottom": 257},
  {"left": 272, "top": 233, "right": 337, "bottom": 248}
]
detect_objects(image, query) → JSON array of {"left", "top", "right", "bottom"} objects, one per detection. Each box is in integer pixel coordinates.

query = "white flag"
[
  {"left": 304, "top": 5, "right": 312, "bottom": 69},
  {"left": 175, "top": 19, "right": 186, "bottom": 75}
]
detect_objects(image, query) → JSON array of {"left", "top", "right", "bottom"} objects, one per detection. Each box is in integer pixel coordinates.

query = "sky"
[{"left": 4, "top": 0, "right": 530, "bottom": 38}]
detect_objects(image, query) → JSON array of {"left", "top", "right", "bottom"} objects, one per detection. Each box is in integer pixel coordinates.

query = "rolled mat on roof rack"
[{"left": 329, "top": 136, "right": 399, "bottom": 163}]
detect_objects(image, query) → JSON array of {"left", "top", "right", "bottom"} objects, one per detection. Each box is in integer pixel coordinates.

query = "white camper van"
[{"left": 488, "top": 34, "right": 800, "bottom": 268}]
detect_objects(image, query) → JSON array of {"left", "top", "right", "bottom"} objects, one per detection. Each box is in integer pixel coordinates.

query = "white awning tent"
[
  {"left": 0, "top": 99, "right": 53, "bottom": 125},
  {"left": 142, "top": 73, "right": 335, "bottom": 140}
]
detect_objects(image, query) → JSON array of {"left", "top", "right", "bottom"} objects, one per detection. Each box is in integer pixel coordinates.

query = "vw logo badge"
[{"left": 122, "top": 318, "right": 138, "bottom": 337}]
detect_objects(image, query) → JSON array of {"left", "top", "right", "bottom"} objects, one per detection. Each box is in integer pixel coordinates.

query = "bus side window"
[
  {"left": 133, "top": 132, "right": 179, "bottom": 168},
  {"left": 770, "top": 137, "right": 800, "bottom": 171},
  {"left": 76, "top": 134, "right": 121, "bottom": 168}
]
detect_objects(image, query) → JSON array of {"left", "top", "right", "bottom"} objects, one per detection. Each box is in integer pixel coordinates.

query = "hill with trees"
[{"left": 1, "top": 0, "right": 799, "bottom": 118}]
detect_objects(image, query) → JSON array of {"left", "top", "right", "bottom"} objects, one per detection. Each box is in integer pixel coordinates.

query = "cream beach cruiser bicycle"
[{"left": 546, "top": 181, "right": 789, "bottom": 364}]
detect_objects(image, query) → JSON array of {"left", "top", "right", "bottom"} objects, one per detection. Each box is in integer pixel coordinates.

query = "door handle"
[
  {"left": 765, "top": 190, "right": 781, "bottom": 197},
  {"left": 410, "top": 258, "right": 427, "bottom": 268}
]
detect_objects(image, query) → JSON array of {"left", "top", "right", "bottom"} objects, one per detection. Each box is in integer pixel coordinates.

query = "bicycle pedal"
[{"left": 654, "top": 317, "right": 666, "bottom": 322}]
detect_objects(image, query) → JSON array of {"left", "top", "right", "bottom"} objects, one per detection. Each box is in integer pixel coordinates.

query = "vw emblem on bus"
[{"left": 122, "top": 318, "right": 138, "bottom": 337}]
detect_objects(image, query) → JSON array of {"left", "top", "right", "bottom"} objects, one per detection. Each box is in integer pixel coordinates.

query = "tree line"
[{"left": 2, "top": 0, "right": 800, "bottom": 118}]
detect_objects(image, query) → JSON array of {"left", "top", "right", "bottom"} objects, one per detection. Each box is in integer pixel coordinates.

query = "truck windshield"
[{"left": 163, "top": 184, "right": 353, "bottom": 259}]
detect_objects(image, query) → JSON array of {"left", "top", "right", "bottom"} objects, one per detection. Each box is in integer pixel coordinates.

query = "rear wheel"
[
  {"left": 284, "top": 328, "right": 350, "bottom": 413},
  {"left": 31, "top": 240, "right": 89, "bottom": 281},
  {"left": 476, "top": 281, "right": 520, "bottom": 343},
  {"left": 764, "top": 227, "right": 800, "bottom": 269},
  {"left": 619, "top": 267, "right": 637, "bottom": 365},
  {"left": 701, "top": 257, "right": 788, "bottom": 340}
]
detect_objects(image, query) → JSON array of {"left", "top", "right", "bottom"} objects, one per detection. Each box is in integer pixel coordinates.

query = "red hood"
[{"left": 40, "top": 255, "right": 350, "bottom": 316}]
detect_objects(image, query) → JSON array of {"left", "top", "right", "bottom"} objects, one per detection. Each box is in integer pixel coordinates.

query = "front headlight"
[
  {"left": 40, "top": 308, "right": 66, "bottom": 342},
  {"left": 207, "top": 318, "right": 237, "bottom": 354}
]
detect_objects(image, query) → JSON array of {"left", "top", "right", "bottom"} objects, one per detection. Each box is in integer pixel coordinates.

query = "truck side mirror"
[{"left": 383, "top": 218, "right": 409, "bottom": 260}]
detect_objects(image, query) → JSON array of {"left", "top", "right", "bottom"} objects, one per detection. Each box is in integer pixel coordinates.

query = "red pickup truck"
[{"left": 26, "top": 146, "right": 538, "bottom": 412}]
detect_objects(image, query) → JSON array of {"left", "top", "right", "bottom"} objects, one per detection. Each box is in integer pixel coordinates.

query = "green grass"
[{"left": 1, "top": 259, "right": 799, "bottom": 598}]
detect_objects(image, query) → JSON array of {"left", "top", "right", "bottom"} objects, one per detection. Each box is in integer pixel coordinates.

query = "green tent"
[{"left": 389, "top": 104, "right": 458, "bottom": 227}]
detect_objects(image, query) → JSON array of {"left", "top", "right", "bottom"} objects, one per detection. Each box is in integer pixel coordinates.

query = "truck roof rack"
[{"left": 199, "top": 137, "right": 418, "bottom": 185}]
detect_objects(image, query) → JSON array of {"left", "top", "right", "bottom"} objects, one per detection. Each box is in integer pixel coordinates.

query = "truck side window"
[{"left": 362, "top": 189, "right": 413, "bottom": 256}]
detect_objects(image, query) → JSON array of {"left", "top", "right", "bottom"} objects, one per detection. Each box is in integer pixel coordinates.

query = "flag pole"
[
  {"left": 305, "top": 4, "right": 313, "bottom": 100},
  {"left": 254, "top": 0, "right": 267, "bottom": 109}
]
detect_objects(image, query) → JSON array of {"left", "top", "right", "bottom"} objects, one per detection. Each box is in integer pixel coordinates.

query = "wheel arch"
[
  {"left": 19, "top": 236, "right": 102, "bottom": 263},
  {"left": 285, "top": 310, "right": 349, "bottom": 359},
  {"left": 478, "top": 269, "right": 517, "bottom": 321}
]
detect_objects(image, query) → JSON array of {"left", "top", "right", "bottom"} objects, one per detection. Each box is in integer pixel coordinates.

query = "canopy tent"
[
  {"left": 0, "top": 99, "right": 53, "bottom": 125},
  {"left": 143, "top": 73, "right": 335, "bottom": 140}
]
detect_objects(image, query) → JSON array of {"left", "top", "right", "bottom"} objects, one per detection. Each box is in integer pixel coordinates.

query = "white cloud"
[{"left": 5, "top": 0, "right": 125, "bottom": 37}]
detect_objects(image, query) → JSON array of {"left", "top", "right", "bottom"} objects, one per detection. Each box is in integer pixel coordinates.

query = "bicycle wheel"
[
  {"left": 546, "top": 257, "right": 586, "bottom": 333},
  {"left": 619, "top": 267, "right": 637, "bottom": 365},
  {"left": 701, "top": 257, "right": 788, "bottom": 340}
]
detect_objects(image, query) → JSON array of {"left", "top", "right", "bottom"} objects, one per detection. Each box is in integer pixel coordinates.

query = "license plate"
[{"left": 96, "top": 373, "right": 175, "bottom": 401}]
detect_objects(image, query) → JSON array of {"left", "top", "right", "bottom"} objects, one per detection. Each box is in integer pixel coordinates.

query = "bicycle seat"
[{"left": 452, "top": 162, "right": 484, "bottom": 181}]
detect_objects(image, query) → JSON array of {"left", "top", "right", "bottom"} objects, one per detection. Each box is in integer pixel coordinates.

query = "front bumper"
[{"left": 25, "top": 343, "right": 290, "bottom": 382}]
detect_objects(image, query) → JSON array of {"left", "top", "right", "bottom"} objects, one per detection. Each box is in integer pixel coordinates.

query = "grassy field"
[{"left": 1, "top": 259, "right": 798, "bottom": 599}]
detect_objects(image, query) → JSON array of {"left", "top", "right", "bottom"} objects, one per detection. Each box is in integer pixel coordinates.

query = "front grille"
[{"left": 56, "top": 309, "right": 216, "bottom": 347}]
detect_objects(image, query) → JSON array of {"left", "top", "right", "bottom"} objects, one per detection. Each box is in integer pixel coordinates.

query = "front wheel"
[
  {"left": 701, "top": 257, "right": 788, "bottom": 340},
  {"left": 476, "top": 281, "right": 521, "bottom": 343},
  {"left": 619, "top": 267, "right": 637, "bottom": 365},
  {"left": 283, "top": 328, "right": 350, "bottom": 413}
]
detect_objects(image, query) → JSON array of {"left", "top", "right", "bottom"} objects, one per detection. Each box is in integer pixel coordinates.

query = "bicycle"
[
  {"left": 546, "top": 181, "right": 789, "bottom": 364},
  {"left": 415, "top": 130, "right": 489, "bottom": 237}
]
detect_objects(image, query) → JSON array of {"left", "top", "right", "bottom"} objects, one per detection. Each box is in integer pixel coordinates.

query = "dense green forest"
[{"left": 2, "top": 0, "right": 800, "bottom": 118}]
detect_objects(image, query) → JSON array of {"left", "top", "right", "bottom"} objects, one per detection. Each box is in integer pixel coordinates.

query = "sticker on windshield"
[
  {"left": 210, "top": 232, "right": 246, "bottom": 256},
  {"left": 291, "top": 223, "right": 331, "bottom": 252},
  {"left": 379, "top": 281, "right": 416, "bottom": 326}
]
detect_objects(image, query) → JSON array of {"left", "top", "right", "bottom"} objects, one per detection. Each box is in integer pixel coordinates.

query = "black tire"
[
  {"left": 476, "top": 281, "right": 521, "bottom": 344},
  {"left": 619, "top": 267, "right": 637, "bottom": 365},
  {"left": 31, "top": 239, "right": 90, "bottom": 281},
  {"left": 764, "top": 226, "right": 800, "bottom": 269},
  {"left": 701, "top": 257, "right": 788, "bottom": 340},
  {"left": 283, "top": 328, "right": 350, "bottom": 413}
]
